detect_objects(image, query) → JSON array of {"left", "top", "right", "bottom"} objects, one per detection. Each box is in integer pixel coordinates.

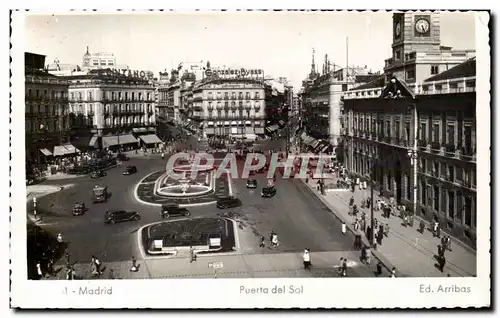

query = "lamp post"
[{"left": 407, "top": 103, "right": 418, "bottom": 226}]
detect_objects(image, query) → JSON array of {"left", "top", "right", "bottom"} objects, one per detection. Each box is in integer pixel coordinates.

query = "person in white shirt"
[
  {"left": 341, "top": 222, "right": 347, "bottom": 235},
  {"left": 302, "top": 249, "right": 311, "bottom": 270}
]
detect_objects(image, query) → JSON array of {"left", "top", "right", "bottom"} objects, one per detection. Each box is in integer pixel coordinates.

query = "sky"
[{"left": 24, "top": 11, "right": 476, "bottom": 89}]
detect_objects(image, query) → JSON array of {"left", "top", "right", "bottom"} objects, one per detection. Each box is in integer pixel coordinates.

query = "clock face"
[
  {"left": 415, "top": 18, "right": 430, "bottom": 34},
  {"left": 395, "top": 21, "right": 401, "bottom": 37}
]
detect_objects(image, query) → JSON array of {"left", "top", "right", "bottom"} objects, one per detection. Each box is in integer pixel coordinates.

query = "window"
[
  {"left": 112, "top": 92, "right": 116, "bottom": 100},
  {"left": 93, "top": 60, "right": 99, "bottom": 66},
  {"left": 342, "top": 84, "right": 348, "bottom": 91},
  {"left": 420, "top": 157, "right": 426, "bottom": 172},
  {"left": 139, "top": 92, "right": 142, "bottom": 100},
  {"left": 255, "top": 92, "right": 260, "bottom": 99},
  {"left": 51, "top": 90, "right": 55, "bottom": 99},
  {"left": 395, "top": 120, "right": 400, "bottom": 139},
  {"left": 239, "top": 92, "right": 244, "bottom": 99},
  {"left": 464, "top": 197, "right": 472, "bottom": 227},
  {"left": 225, "top": 92, "right": 230, "bottom": 99},
  {"left": 36, "top": 90, "right": 40, "bottom": 98},
  {"left": 433, "top": 185, "right": 439, "bottom": 211},
  {"left": 395, "top": 50, "right": 401, "bottom": 60},
  {"left": 78, "top": 92, "right": 83, "bottom": 100},
  {"left": 447, "top": 165, "right": 455, "bottom": 181},
  {"left": 118, "top": 92, "right": 122, "bottom": 100},
  {"left": 147, "top": 93, "right": 151, "bottom": 100},
  {"left": 406, "top": 70, "right": 415, "bottom": 80},
  {"left": 447, "top": 124, "right": 455, "bottom": 144},
  {"left": 371, "top": 119, "right": 376, "bottom": 132},
  {"left": 431, "top": 65, "right": 439, "bottom": 75},
  {"left": 70, "top": 92, "right": 74, "bottom": 100},
  {"left": 463, "top": 125, "right": 472, "bottom": 150},
  {"left": 386, "top": 120, "right": 391, "bottom": 138},
  {"left": 447, "top": 191, "right": 455, "bottom": 219},
  {"left": 433, "top": 161, "right": 439, "bottom": 176},
  {"left": 432, "top": 123, "right": 440, "bottom": 142},
  {"left": 246, "top": 92, "right": 251, "bottom": 99},
  {"left": 88, "top": 92, "right": 93, "bottom": 101}
]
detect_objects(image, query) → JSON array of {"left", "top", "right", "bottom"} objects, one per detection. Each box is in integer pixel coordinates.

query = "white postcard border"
[{"left": 9, "top": 10, "right": 491, "bottom": 309}]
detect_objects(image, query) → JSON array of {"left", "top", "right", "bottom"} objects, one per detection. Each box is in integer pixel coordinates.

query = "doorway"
[{"left": 394, "top": 159, "right": 402, "bottom": 203}]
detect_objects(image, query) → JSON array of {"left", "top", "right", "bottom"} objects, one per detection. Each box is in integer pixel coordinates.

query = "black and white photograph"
[{"left": 9, "top": 8, "right": 490, "bottom": 309}]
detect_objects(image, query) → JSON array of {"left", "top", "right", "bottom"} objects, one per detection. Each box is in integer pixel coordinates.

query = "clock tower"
[{"left": 391, "top": 12, "right": 441, "bottom": 60}]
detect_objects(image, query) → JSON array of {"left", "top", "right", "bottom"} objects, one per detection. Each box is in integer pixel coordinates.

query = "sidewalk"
[
  {"left": 46, "top": 251, "right": 372, "bottom": 280},
  {"left": 299, "top": 179, "right": 476, "bottom": 277}
]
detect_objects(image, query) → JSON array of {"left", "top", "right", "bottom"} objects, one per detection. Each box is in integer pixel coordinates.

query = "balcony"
[
  {"left": 193, "top": 96, "right": 203, "bottom": 102},
  {"left": 417, "top": 139, "right": 428, "bottom": 148},
  {"left": 207, "top": 106, "right": 214, "bottom": 111},
  {"left": 460, "top": 147, "right": 475, "bottom": 161},
  {"left": 443, "top": 143, "right": 456, "bottom": 156},
  {"left": 430, "top": 141, "right": 441, "bottom": 151}
]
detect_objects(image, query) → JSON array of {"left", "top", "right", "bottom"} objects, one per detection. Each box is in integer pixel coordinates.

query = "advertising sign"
[{"left": 205, "top": 67, "right": 264, "bottom": 80}]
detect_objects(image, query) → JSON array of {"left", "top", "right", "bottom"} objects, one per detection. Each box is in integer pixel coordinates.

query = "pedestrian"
[
  {"left": 419, "top": 220, "right": 426, "bottom": 234},
  {"left": 259, "top": 235, "right": 265, "bottom": 248},
  {"left": 376, "top": 261, "right": 383, "bottom": 277},
  {"left": 446, "top": 236, "right": 452, "bottom": 251},
  {"left": 189, "top": 246, "right": 196, "bottom": 263},
  {"left": 36, "top": 262, "right": 43, "bottom": 280},
  {"left": 130, "top": 256, "right": 138, "bottom": 272},
  {"left": 338, "top": 258, "right": 344, "bottom": 275},
  {"left": 90, "top": 261, "right": 99, "bottom": 277},
  {"left": 341, "top": 258, "right": 348, "bottom": 277},
  {"left": 433, "top": 221, "right": 438, "bottom": 237},
  {"left": 438, "top": 256, "right": 446, "bottom": 272},
  {"left": 354, "top": 221, "right": 360, "bottom": 232},
  {"left": 436, "top": 225, "right": 441, "bottom": 238},
  {"left": 365, "top": 246, "right": 372, "bottom": 265},
  {"left": 437, "top": 244, "right": 443, "bottom": 258},
  {"left": 271, "top": 233, "right": 279, "bottom": 247},
  {"left": 349, "top": 196, "right": 354, "bottom": 207},
  {"left": 302, "top": 248, "right": 311, "bottom": 270},
  {"left": 108, "top": 269, "right": 115, "bottom": 280},
  {"left": 94, "top": 256, "right": 102, "bottom": 275},
  {"left": 391, "top": 267, "right": 397, "bottom": 278},
  {"left": 341, "top": 222, "right": 347, "bottom": 235}
]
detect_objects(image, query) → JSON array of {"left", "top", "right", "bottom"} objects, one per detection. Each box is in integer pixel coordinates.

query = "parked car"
[
  {"left": 261, "top": 186, "right": 277, "bottom": 198},
  {"left": 246, "top": 179, "right": 258, "bottom": 189},
  {"left": 72, "top": 201, "right": 87, "bottom": 216},
  {"left": 216, "top": 197, "right": 242, "bottom": 209},
  {"left": 104, "top": 210, "right": 141, "bottom": 224},
  {"left": 90, "top": 170, "right": 107, "bottom": 179},
  {"left": 160, "top": 204, "right": 191, "bottom": 219},
  {"left": 117, "top": 153, "right": 130, "bottom": 161},
  {"left": 122, "top": 165, "right": 137, "bottom": 175},
  {"left": 92, "top": 185, "right": 108, "bottom": 204}
]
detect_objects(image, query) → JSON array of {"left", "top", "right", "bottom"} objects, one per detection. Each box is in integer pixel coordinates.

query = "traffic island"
[
  {"left": 140, "top": 217, "right": 237, "bottom": 256},
  {"left": 135, "top": 170, "right": 232, "bottom": 207}
]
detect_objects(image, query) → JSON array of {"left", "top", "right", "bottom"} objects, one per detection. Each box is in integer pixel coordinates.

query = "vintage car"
[
  {"left": 216, "top": 196, "right": 242, "bottom": 209},
  {"left": 90, "top": 170, "right": 107, "bottom": 179},
  {"left": 246, "top": 179, "right": 258, "bottom": 189},
  {"left": 160, "top": 204, "right": 191, "bottom": 219},
  {"left": 104, "top": 210, "right": 141, "bottom": 224},
  {"left": 122, "top": 165, "right": 137, "bottom": 175},
  {"left": 72, "top": 201, "right": 87, "bottom": 216},
  {"left": 92, "top": 185, "right": 108, "bottom": 204},
  {"left": 261, "top": 186, "right": 277, "bottom": 198}
]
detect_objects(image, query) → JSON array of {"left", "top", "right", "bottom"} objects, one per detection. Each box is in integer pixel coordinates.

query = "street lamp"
[{"left": 407, "top": 103, "right": 419, "bottom": 226}]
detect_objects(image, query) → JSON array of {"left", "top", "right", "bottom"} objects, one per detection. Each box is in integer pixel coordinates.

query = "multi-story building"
[
  {"left": 342, "top": 12, "right": 476, "bottom": 247},
  {"left": 81, "top": 46, "right": 128, "bottom": 71},
  {"left": 301, "top": 51, "right": 377, "bottom": 155},
  {"left": 25, "top": 52, "right": 70, "bottom": 167},
  {"left": 192, "top": 66, "right": 266, "bottom": 140},
  {"left": 62, "top": 68, "right": 159, "bottom": 151}
]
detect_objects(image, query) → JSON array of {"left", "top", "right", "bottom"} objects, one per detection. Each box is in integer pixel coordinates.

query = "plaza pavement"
[
  {"left": 299, "top": 178, "right": 477, "bottom": 277},
  {"left": 46, "top": 250, "right": 370, "bottom": 280}
]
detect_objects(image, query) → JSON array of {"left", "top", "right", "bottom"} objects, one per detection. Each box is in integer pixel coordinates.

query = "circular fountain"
[{"left": 155, "top": 163, "right": 216, "bottom": 198}]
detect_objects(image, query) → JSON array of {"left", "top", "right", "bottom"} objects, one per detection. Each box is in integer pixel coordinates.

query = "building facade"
[
  {"left": 25, "top": 52, "right": 70, "bottom": 166},
  {"left": 343, "top": 59, "right": 477, "bottom": 246},
  {"left": 63, "top": 69, "right": 158, "bottom": 151},
  {"left": 192, "top": 71, "right": 266, "bottom": 140}
]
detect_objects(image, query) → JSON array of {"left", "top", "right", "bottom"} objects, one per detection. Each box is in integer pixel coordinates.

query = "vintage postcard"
[{"left": 10, "top": 9, "right": 490, "bottom": 309}]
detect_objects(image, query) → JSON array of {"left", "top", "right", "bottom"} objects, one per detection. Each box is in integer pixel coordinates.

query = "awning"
[
  {"left": 245, "top": 133, "right": 257, "bottom": 141},
  {"left": 238, "top": 121, "right": 243, "bottom": 125},
  {"left": 255, "top": 127, "right": 265, "bottom": 134},
  {"left": 231, "top": 121, "right": 237, "bottom": 126},
  {"left": 245, "top": 121, "right": 252, "bottom": 125},
  {"left": 266, "top": 125, "right": 279, "bottom": 133},
  {"left": 245, "top": 127, "right": 254, "bottom": 134},
  {"left": 89, "top": 135, "right": 99, "bottom": 148},
  {"left": 311, "top": 140, "right": 321, "bottom": 149},
  {"left": 139, "top": 134, "right": 162, "bottom": 144},
  {"left": 321, "top": 143, "right": 333, "bottom": 153},
  {"left": 53, "top": 144, "right": 80, "bottom": 156},
  {"left": 148, "top": 127, "right": 156, "bottom": 132},
  {"left": 207, "top": 121, "right": 214, "bottom": 126},
  {"left": 224, "top": 121, "right": 230, "bottom": 126},
  {"left": 102, "top": 134, "right": 138, "bottom": 148},
  {"left": 132, "top": 127, "right": 148, "bottom": 133},
  {"left": 39, "top": 148, "right": 52, "bottom": 156},
  {"left": 217, "top": 121, "right": 223, "bottom": 126}
]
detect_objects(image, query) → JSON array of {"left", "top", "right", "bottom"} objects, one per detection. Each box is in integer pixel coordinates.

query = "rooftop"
[{"left": 424, "top": 57, "right": 476, "bottom": 82}]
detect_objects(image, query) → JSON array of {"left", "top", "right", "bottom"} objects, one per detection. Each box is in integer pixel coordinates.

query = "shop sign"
[
  {"left": 99, "top": 68, "right": 155, "bottom": 80},
  {"left": 205, "top": 68, "right": 263, "bottom": 79}
]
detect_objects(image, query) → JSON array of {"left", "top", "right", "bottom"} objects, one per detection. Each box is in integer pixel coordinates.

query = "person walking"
[
  {"left": 341, "top": 258, "right": 348, "bottom": 277},
  {"left": 338, "top": 258, "right": 344, "bottom": 275},
  {"left": 341, "top": 222, "right": 347, "bottom": 235},
  {"left": 130, "top": 256, "right": 138, "bottom": 272},
  {"left": 302, "top": 249, "right": 311, "bottom": 270},
  {"left": 391, "top": 267, "right": 397, "bottom": 278},
  {"left": 36, "top": 262, "right": 43, "bottom": 280},
  {"left": 376, "top": 261, "right": 383, "bottom": 277},
  {"left": 419, "top": 220, "right": 426, "bottom": 234},
  {"left": 259, "top": 235, "right": 265, "bottom": 248},
  {"left": 189, "top": 246, "right": 197, "bottom": 263},
  {"left": 438, "top": 256, "right": 446, "bottom": 273}
]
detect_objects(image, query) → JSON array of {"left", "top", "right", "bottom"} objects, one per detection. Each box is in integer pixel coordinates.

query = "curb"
[
  {"left": 297, "top": 179, "right": 402, "bottom": 276},
  {"left": 43, "top": 164, "right": 119, "bottom": 181}
]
